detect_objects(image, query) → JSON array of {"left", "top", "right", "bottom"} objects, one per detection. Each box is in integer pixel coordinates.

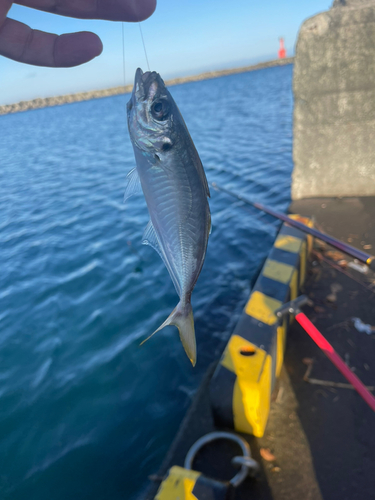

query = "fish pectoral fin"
[
  {"left": 142, "top": 220, "right": 182, "bottom": 297},
  {"left": 124, "top": 167, "right": 142, "bottom": 202},
  {"left": 142, "top": 220, "right": 160, "bottom": 251},
  {"left": 142, "top": 221, "right": 165, "bottom": 265}
]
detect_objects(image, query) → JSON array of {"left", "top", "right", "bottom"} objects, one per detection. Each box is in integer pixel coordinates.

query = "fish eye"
[
  {"left": 162, "top": 142, "right": 172, "bottom": 152},
  {"left": 151, "top": 100, "right": 169, "bottom": 121}
]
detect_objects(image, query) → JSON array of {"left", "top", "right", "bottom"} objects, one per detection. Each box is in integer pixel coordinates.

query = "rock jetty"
[{"left": 0, "top": 58, "right": 293, "bottom": 116}]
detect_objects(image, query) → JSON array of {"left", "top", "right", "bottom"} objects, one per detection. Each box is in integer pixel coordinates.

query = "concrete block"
[{"left": 292, "top": 1, "right": 375, "bottom": 199}]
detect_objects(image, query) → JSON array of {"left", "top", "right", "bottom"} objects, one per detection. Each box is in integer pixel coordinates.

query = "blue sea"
[{"left": 0, "top": 64, "right": 293, "bottom": 500}]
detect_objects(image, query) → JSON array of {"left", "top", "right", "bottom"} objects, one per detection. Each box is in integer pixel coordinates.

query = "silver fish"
[{"left": 126, "top": 68, "right": 211, "bottom": 366}]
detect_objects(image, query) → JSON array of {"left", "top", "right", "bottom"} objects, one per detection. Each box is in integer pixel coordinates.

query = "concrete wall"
[{"left": 292, "top": 1, "right": 375, "bottom": 199}]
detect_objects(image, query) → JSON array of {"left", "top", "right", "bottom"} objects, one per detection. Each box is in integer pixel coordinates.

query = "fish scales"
[{"left": 126, "top": 68, "right": 211, "bottom": 365}]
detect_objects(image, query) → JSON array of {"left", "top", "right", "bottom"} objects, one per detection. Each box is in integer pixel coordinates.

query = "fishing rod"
[
  {"left": 277, "top": 296, "right": 375, "bottom": 412},
  {"left": 211, "top": 183, "right": 375, "bottom": 271}
]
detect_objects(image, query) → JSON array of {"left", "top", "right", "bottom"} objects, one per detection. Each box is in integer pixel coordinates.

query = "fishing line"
[
  {"left": 138, "top": 22, "right": 151, "bottom": 71},
  {"left": 121, "top": 23, "right": 126, "bottom": 92},
  {"left": 130, "top": 0, "right": 151, "bottom": 70}
]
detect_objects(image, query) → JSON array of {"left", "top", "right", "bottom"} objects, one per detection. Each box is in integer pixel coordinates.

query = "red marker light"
[{"left": 278, "top": 38, "right": 286, "bottom": 59}]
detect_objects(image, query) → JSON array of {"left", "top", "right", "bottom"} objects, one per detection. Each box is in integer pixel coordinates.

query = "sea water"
[{"left": 0, "top": 65, "right": 293, "bottom": 499}]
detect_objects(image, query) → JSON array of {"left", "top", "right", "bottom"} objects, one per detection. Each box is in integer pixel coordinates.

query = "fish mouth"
[
  {"left": 133, "top": 68, "right": 164, "bottom": 101},
  {"left": 134, "top": 67, "right": 145, "bottom": 91}
]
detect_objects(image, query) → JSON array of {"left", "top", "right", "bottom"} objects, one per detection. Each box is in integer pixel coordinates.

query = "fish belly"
[{"left": 139, "top": 156, "right": 209, "bottom": 298}]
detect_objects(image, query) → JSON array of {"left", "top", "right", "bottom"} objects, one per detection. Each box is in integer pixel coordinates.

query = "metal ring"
[{"left": 184, "top": 431, "right": 255, "bottom": 488}]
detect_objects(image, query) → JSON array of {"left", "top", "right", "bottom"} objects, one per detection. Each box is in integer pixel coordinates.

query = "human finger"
[
  {"left": 15, "top": 0, "right": 157, "bottom": 22},
  {"left": 0, "top": 0, "right": 12, "bottom": 22},
  {"left": 0, "top": 18, "right": 102, "bottom": 66}
]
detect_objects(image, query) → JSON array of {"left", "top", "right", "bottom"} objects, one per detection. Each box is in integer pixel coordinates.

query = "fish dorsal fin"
[
  {"left": 195, "top": 156, "right": 210, "bottom": 198},
  {"left": 124, "top": 168, "right": 142, "bottom": 202},
  {"left": 142, "top": 220, "right": 181, "bottom": 297}
]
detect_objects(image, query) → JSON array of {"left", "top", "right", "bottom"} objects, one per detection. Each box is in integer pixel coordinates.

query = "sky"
[{"left": 1, "top": 0, "right": 332, "bottom": 105}]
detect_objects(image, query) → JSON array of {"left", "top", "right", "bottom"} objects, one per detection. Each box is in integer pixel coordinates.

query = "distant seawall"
[{"left": 0, "top": 57, "right": 293, "bottom": 116}]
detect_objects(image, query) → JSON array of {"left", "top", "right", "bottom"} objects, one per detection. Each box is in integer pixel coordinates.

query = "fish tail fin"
[
  {"left": 141, "top": 300, "right": 196, "bottom": 366},
  {"left": 173, "top": 301, "right": 196, "bottom": 366}
]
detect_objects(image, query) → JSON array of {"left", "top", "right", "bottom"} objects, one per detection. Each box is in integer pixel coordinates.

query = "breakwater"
[{"left": 0, "top": 57, "right": 293, "bottom": 116}]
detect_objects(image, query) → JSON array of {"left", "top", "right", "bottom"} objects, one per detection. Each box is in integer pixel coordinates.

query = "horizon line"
[{"left": 0, "top": 57, "right": 294, "bottom": 116}]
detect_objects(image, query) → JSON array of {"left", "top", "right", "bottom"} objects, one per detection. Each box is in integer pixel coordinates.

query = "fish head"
[{"left": 127, "top": 68, "right": 177, "bottom": 154}]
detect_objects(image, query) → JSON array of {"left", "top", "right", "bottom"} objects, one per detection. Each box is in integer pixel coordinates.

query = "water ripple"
[{"left": 0, "top": 65, "right": 294, "bottom": 500}]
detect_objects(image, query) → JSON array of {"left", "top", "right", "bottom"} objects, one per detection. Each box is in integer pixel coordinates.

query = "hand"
[{"left": 0, "top": 0, "right": 156, "bottom": 67}]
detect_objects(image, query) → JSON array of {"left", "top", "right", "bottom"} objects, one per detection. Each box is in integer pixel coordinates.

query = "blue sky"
[{"left": 1, "top": 0, "right": 331, "bottom": 105}]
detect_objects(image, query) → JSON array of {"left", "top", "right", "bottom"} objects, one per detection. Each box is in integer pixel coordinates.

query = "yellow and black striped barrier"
[
  {"left": 154, "top": 466, "right": 230, "bottom": 500},
  {"left": 209, "top": 216, "right": 312, "bottom": 437}
]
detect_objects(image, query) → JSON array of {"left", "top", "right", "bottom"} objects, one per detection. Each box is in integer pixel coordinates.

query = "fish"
[{"left": 126, "top": 68, "right": 211, "bottom": 366}]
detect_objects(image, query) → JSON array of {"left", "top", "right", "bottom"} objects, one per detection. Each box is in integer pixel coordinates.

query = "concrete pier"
[
  {"left": 292, "top": 0, "right": 375, "bottom": 199},
  {"left": 143, "top": 196, "right": 375, "bottom": 500}
]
